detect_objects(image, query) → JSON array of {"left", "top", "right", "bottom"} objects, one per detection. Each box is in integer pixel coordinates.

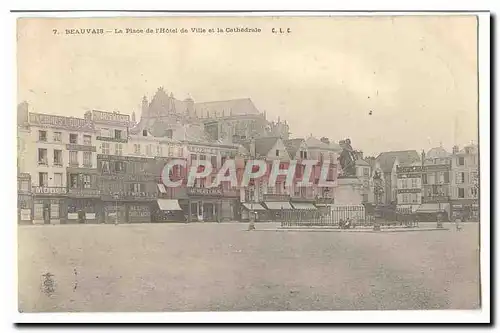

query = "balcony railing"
[
  {"left": 66, "top": 144, "right": 97, "bottom": 152},
  {"left": 422, "top": 196, "right": 450, "bottom": 203},
  {"left": 102, "top": 191, "right": 158, "bottom": 201},
  {"left": 263, "top": 194, "right": 291, "bottom": 202},
  {"left": 315, "top": 197, "right": 334, "bottom": 205},
  {"left": 67, "top": 188, "right": 101, "bottom": 197}
]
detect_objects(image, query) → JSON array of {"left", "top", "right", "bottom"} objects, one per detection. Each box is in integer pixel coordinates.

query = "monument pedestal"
[{"left": 335, "top": 177, "right": 364, "bottom": 206}]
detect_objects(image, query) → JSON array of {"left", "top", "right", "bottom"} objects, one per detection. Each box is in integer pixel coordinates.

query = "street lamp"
[
  {"left": 248, "top": 184, "right": 256, "bottom": 231},
  {"left": 113, "top": 192, "right": 119, "bottom": 225},
  {"left": 247, "top": 138, "right": 257, "bottom": 231}
]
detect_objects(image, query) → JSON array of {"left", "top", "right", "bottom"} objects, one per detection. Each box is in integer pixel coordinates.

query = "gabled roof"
[
  {"left": 305, "top": 136, "right": 341, "bottom": 151},
  {"left": 329, "top": 142, "right": 342, "bottom": 151},
  {"left": 194, "top": 98, "right": 260, "bottom": 117},
  {"left": 255, "top": 137, "right": 281, "bottom": 157},
  {"left": 427, "top": 146, "right": 451, "bottom": 159},
  {"left": 355, "top": 159, "right": 370, "bottom": 166},
  {"left": 284, "top": 138, "right": 304, "bottom": 157},
  {"left": 375, "top": 150, "right": 420, "bottom": 173},
  {"left": 305, "top": 136, "right": 329, "bottom": 149},
  {"left": 241, "top": 137, "right": 287, "bottom": 157}
]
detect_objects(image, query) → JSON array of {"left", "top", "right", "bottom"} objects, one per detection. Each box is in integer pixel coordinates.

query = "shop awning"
[
  {"left": 242, "top": 203, "right": 267, "bottom": 211},
  {"left": 291, "top": 202, "right": 317, "bottom": 210},
  {"left": 416, "top": 203, "right": 447, "bottom": 213},
  {"left": 157, "top": 184, "right": 167, "bottom": 194},
  {"left": 264, "top": 202, "right": 293, "bottom": 210},
  {"left": 157, "top": 199, "right": 182, "bottom": 211}
]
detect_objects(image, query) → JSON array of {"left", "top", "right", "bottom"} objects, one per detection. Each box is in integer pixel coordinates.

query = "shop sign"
[
  {"left": 92, "top": 110, "right": 130, "bottom": 124},
  {"left": 85, "top": 213, "right": 96, "bottom": 219},
  {"left": 18, "top": 173, "right": 31, "bottom": 181},
  {"left": 397, "top": 188, "right": 421, "bottom": 194},
  {"left": 33, "top": 186, "right": 67, "bottom": 195},
  {"left": 67, "top": 213, "right": 79, "bottom": 220},
  {"left": 187, "top": 187, "right": 223, "bottom": 196},
  {"left": 422, "top": 164, "right": 450, "bottom": 172},
  {"left": 68, "top": 189, "right": 101, "bottom": 197},
  {"left": 66, "top": 144, "right": 97, "bottom": 152},
  {"left": 188, "top": 145, "right": 217, "bottom": 155},
  {"left": 96, "top": 136, "right": 128, "bottom": 143},
  {"left": 20, "top": 209, "right": 31, "bottom": 221},
  {"left": 97, "top": 154, "right": 151, "bottom": 162},
  {"left": 397, "top": 166, "right": 423, "bottom": 173},
  {"left": 29, "top": 113, "right": 87, "bottom": 129},
  {"left": 129, "top": 207, "right": 151, "bottom": 217},
  {"left": 106, "top": 192, "right": 156, "bottom": 200}
]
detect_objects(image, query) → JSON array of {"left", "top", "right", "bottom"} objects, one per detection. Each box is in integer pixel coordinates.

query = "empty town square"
[
  {"left": 14, "top": 14, "right": 488, "bottom": 324},
  {"left": 18, "top": 222, "right": 480, "bottom": 312}
]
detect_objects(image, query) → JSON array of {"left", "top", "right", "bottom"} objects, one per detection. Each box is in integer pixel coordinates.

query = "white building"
[{"left": 18, "top": 103, "right": 98, "bottom": 224}]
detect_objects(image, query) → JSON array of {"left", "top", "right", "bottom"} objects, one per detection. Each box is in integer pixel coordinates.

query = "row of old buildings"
[
  {"left": 17, "top": 87, "right": 340, "bottom": 224},
  {"left": 17, "top": 87, "right": 479, "bottom": 224},
  {"left": 372, "top": 145, "right": 479, "bottom": 221}
]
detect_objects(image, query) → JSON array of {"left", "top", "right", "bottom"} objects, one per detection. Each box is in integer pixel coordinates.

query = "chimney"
[
  {"left": 452, "top": 145, "right": 459, "bottom": 154},
  {"left": 250, "top": 138, "right": 256, "bottom": 157},
  {"left": 84, "top": 110, "right": 92, "bottom": 123},
  {"left": 357, "top": 151, "right": 363, "bottom": 160},
  {"left": 141, "top": 96, "right": 149, "bottom": 118},
  {"left": 17, "top": 101, "right": 29, "bottom": 125}
]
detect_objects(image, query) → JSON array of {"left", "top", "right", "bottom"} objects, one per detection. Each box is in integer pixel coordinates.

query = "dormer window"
[{"left": 143, "top": 130, "right": 148, "bottom": 137}]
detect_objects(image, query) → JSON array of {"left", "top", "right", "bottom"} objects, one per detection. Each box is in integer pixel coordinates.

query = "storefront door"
[{"left": 43, "top": 204, "right": 50, "bottom": 224}]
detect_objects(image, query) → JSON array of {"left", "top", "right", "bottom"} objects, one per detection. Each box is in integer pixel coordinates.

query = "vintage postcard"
[{"left": 15, "top": 13, "right": 489, "bottom": 323}]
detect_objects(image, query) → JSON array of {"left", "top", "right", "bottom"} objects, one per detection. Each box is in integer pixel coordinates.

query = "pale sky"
[{"left": 17, "top": 16, "right": 478, "bottom": 156}]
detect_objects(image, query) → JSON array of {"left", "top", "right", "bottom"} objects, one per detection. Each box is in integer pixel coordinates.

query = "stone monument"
[{"left": 336, "top": 138, "right": 364, "bottom": 206}]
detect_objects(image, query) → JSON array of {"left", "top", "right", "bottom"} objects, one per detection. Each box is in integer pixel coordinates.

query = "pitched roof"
[
  {"left": 194, "top": 98, "right": 260, "bottom": 117},
  {"left": 284, "top": 138, "right": 304, "bottom": 157},
  {"left": 255, "top": 137, "right": 281, "bottom": 156},
  {"left": 426, "top": 146, "right": 451, "bottom": 159},
  {"left": 355, "top": 159, "right": 370, "bottom": 166},
  {"left": 375, "top": 150, "right": 420, "bottom": 173},
  {"left": 305, "top": 136, "right": 342, "bottom": 151},
  {"left": 329, "top": 142, "right": 342, "bottom": 151}
]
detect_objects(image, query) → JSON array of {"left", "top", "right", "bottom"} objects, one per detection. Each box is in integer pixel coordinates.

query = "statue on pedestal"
[{"left": 338, "top": 138, "right": 358, "bottom": 178}]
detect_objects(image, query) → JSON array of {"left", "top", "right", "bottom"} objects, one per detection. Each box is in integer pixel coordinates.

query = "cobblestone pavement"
[{"left": 18, "top": 222, "right": 480, "bottom": 312}]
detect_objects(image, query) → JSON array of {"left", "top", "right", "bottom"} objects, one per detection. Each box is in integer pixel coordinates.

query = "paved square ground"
[{"left": 18, "top": 222, "right": 480, "bottom": 312}]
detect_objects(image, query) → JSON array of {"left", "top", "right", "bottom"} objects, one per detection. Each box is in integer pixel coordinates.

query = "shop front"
[
  {"left": 241, "top": 202, "right": 268, "bottom": 221},
  {"left": 101, "top": 193, "right": 155, "bottom": 224},
  {"left": 263, "top": 194, "right": 293, "bottom": 221},
  {"left": 451, "top": 199, "right": 479, "bottom": 221},
  {"left": 66, "top": 189, "right": 101, "bottom": 224},
  {"left": 18, "top": 173, "right": 32, "bottom": 224},
  {"left": 154, "top": 198, "right": 184, "bottom": 222},
  {"left": 32, "top": 186, "right": 68, "bottom": 225},
  {"left": 290, "top": 199, "right": 318, "bottom": 221},
  {"left": 102, "top": 200, "right": 126, "bottom": 224},
  {"left": 220, "top": 188, "right": 240, "bottom": 222},
  {"left": 18, "top": 193, "right": 33, "bottom": 225},
  {"left": 184, "top": 187, "right": 223, "bottom": 222},
  {"left": 415, "top": 202, "right": 451, "bottom": 222},
  {"left": 127, "top": 202, "right": 153, "bottom": 223}
]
